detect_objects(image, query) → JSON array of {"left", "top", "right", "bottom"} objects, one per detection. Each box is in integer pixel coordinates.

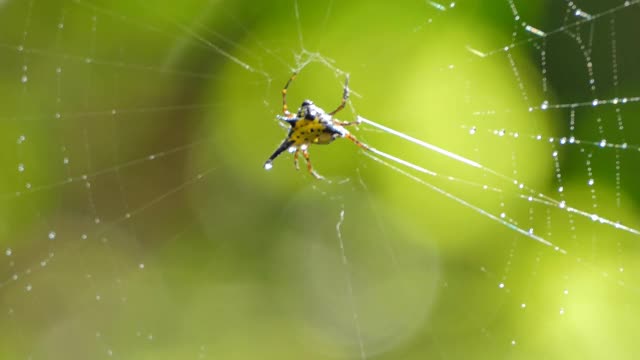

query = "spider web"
[{"left": 1, "top": 0, "right": 640, "bottom": 358}]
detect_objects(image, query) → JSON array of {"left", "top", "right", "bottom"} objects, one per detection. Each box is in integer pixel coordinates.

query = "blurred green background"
[{"left": 1, "top": 0, "right": 640, "bottom": 359}]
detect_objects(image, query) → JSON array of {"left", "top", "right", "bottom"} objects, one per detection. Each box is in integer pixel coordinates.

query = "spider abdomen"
[{"left": 289, "top": 118, "right": 340, "bottom": 145}]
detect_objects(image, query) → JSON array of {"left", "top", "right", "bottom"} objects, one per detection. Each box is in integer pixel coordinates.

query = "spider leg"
[
  {"left": 293, "top": 148, "right": 300, "bottom": 170},
  {"left": 333, "top": 118, "right": 361, "bottom": 127},
  {"left": 277, "top": 115, "right": 299, "bottom": 128},
  {"left": 282, "top": 71, "right": 298, "bottom": 117},
  {"left": 344, "top": 133, "right": 370, "bottom": 151},
  {"left": 302, "top": 148, "right": 324, "bottom": 179},
  {"left": 264, "top": 139, "right": 294, "bottom": 170},
  {"left": 328, "top": 74, "right": 349, "bottom": 116}
]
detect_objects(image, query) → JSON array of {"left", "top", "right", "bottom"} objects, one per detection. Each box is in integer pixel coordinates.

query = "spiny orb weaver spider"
[{"left": 263, "top": 71, "right": 368, "bottom": 179}]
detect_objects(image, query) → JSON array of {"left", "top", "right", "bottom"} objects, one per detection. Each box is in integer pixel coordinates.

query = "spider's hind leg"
[
  {"left": 301, "top": 147, "right": 324, "bottom": 180},
  {"left": 293, "top": 148, "right": 300, "bottom": 170},
  {"left": 344, "top": 133, "right": 370, "bottom": 151}
]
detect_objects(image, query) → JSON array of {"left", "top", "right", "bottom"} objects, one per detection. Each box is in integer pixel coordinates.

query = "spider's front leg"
[
  {"left": 282, "top": 71, "right": 298, "bottom": 117},
  {"left": 328, "top": 74, "right": 349, "bottom": 116},
  {"left": 277, "top": 114, "right": 298, "bottom": 123}
]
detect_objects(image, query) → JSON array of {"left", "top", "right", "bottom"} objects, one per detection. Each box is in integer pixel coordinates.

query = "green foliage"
[{"left": 1, "top": 0, "right": 640, "bottom": 359}]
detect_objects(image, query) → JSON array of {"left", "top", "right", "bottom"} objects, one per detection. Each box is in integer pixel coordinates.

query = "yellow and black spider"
[{"left": 263, "top": 71, "right": 368, "bottom": 179}]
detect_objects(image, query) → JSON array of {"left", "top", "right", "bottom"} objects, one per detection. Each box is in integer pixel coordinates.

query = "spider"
[{"left": 263, "top": 71, "right": 368, "bottom": 179}]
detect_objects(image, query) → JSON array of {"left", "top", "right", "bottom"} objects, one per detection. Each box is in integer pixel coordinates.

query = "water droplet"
[
  {"left": 58, "top": 23, "right": 64, "bottom": 29},
  {"left": 139, "top": 263, "right": 145, "bottom": 269},
  {"left": 498, "top": 283, "right": 505, "bottom": 288},
  {"left": 511, "top": 340, "right": 517, "bottom": 346},
  {"left": 541, "top": 100, "right": 549, "bottom": 110},
  {"left": 56, "top": 67, "right": 62, "bottom": 74},
  {"left": 5, "top": 248, "right": 12, "bottom": 256},
  {"left": 563, "top": 289, "right": 569, "bottom": 295},
  {"left": 500, "top": 212, "right": 506, "bottom": 218},
  {"left": 559, "top": 201, "right": 566, "bottom": 209},
  {"left": 592, "top": 99, "right": 599, "bottom": 106},
  {"left": 559, "top": 308, "right": 565, "bottom": 315},
  {"left": 469, "top": 126, "right": 476, "bottom": 135},
  {"left": 20, "top": 75, "right": 28, "bottom": 83},
  {"left": 264, "top": 162, "right": 273, "bottom": 170},
  {"left": 599, "top": 139, "right": 607, "bottom": 148},
  {"left": 48, "top": 231, "right": 56, "bottom": 240},
  {"left": 63, "top": 157, "right": 69, "bottom": 164},
  {"left": 17, "top": 163, "right": 25, "bottom": 172},
  {"left": 587, "top": 178, "right": 594, "bottom": 186},
  {"left": 521, "top": 303, "right": 526, "bottom": 308},
  {"left": 25, "top": 284, "right": 32, "bottom": 292},
  {"left": 552, "top": 151, "right": 558, "bottom": 157}
]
